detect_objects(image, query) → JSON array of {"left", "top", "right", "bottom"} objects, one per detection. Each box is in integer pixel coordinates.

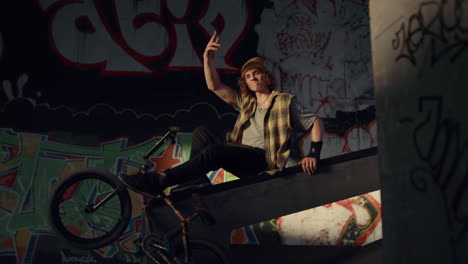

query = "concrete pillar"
[{"left": 370, "top": 0, "right": 468, "bottom": 263}]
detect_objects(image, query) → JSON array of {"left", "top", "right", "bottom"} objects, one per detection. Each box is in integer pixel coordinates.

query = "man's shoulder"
[{"left": 272, "top": 91, "right": 295, "bottom": 101}]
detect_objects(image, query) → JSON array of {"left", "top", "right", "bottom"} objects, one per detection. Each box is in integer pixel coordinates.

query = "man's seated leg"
[
  {"left": 119, "top": 142, "right": 268, "bottom": 196},
  {"left": 190, "top": 126, "right": 224, "bottom": 158},
  {"left": 170, "top": 176, "right": 212, "bottom": 193},
  {"left": 118, "top": 171, "right": 167, "bottom": 198}
]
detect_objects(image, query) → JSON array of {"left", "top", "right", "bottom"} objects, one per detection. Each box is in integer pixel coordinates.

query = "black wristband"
[{"left": 307, "top": 141, "right": 323, "bottom": 159}]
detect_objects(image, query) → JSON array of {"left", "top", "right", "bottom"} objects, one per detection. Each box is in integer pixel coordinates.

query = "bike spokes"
[{"left": 58, "top": 178, "right": 123, "bottom": 239}]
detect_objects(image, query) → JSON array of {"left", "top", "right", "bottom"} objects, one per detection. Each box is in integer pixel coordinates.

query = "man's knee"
[
  {"left": 203, "top": 143, "right": 226, "bottom": 157},
  {"left": 193, "top": 125, "right": 209, "bottom": 135}
]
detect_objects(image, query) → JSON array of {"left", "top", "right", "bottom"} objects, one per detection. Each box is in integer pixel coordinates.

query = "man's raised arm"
[{"left": 203, "top": 31, "right": 237, "bottom": 106}]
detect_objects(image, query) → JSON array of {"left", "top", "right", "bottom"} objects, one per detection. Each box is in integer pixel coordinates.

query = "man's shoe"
[
  {"left": 118, "top": 172, "right": 162, "bottom": 198},
  {"left": 170, "top": 182, "right": 212, "bottom": 194}
]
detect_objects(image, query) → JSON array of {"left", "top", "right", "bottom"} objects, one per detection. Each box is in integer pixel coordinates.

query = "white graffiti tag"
[{"left": 256, "top": 0, "right": 373, "bottom": 117}]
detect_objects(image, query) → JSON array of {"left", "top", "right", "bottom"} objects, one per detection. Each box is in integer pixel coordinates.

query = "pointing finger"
[{"left": 211, "top": 30, "right": 217, "bottom": 40}]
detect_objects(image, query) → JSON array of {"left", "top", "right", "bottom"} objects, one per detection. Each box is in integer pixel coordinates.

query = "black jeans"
[{"left": 165, "top": 126, "right": 268, "bottom": 186}]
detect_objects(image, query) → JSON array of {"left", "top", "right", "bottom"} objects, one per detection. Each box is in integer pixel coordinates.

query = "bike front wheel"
[{"left": 49, "top": 168, "right": 132, "bottom": 249}]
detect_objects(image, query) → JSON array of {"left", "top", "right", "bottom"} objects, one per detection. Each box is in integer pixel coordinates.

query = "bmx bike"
[{"left": 49, "top": 129, "right": 229, "bottom": 264}]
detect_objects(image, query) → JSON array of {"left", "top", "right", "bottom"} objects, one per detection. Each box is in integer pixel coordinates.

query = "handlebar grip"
[
  {"left": 169, "top": 126, "right": 181, "bottom": 144},
  {"left": 192, "top": 193, "right": 216, "bottom": 226}
]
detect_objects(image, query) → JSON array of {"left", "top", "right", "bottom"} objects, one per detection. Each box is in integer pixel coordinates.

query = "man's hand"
[
  {"left": 299, "top": 157, "right": 318, "bottom": 174},
  {"left": 203, "top": 31, "right": 220, "bottom": 60}
]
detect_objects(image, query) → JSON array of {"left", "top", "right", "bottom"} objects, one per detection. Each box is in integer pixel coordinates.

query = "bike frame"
[
  {"left": 113, "top": 128, "right": 205, "bottom": 263},
  {"left": 86, "top": 129, "right": 177, "bottom": 213},
  {"left": 143, "top": 194, "right": 204, "bottom": 264}
]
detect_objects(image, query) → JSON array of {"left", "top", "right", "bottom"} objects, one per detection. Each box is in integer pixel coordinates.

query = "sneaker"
[
  {"left": 170, "top": 182, "right": 212, "bottom": 194},
  {"left": 118, "top": 172, "right": 162, "bottom": 198}
]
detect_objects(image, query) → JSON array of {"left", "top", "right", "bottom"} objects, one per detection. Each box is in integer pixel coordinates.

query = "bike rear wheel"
[
  {"left": 189, "top": 240, "right": 230, "bottom": 264},
  {"left": 142, "top": 238, "right": 229, "bottom": 264},
  {"left": 49, "top": 168, "right": 132, "bottom": 249}
]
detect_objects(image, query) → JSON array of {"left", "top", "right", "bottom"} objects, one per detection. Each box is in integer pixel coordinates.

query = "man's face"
[{"left": 244, "top": 68, "right": 268, "bottom": 93}]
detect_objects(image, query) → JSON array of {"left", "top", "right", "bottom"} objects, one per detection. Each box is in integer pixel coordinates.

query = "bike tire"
[
  {"left": 189, "top": 240, "right": 230, "bottom": 264},
  {"left": 143, "top": 239, "right": 229, "bottom": 264},
  {"left": 49, "top": 168, "right": 132, "bottom": 249}
]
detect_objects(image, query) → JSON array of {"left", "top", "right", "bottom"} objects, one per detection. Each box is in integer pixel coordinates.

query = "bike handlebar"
[{"left": 143, "top": 127, "right": 180, "bottom": 160}]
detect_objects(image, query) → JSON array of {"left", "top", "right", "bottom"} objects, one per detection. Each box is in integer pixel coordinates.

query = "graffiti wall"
[
  {"left": 231, "top": 190, "right": 382, "bottom": 246},
  {"left": 1, "top": 0, "right": 377, "bottom": 263},
  {"left": 0, "top": 129, "right": 192, "bottom": 263},
  {"left": 370, "top": 0, "right": 468, "bottom": 263}
]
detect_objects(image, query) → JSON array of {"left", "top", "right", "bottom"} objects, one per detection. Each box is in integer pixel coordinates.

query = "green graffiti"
[{"left": 0, "top": 128, "right": 193, "bottom": 258}]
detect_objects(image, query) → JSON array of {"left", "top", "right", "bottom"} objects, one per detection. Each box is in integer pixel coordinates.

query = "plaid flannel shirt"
[{"left": 230, "top": 91, "right": 294, "bottom": 175}]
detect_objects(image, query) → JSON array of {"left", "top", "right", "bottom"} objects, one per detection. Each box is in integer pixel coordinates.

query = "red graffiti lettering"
[{"left": 36, "top": 0, "right": 250, "bottom": 75}]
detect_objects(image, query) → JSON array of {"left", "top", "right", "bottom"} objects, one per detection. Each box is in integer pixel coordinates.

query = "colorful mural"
[
  {"left": 0, "top": 128, "right": 193, "bottom": 263},
  {"left": 231, "top": 190, "right": 382, "bottom": 246}
]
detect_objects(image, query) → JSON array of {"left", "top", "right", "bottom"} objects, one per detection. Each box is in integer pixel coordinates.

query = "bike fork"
[{"left": 84, "top": 184, "right": 123, "bottom": 213}]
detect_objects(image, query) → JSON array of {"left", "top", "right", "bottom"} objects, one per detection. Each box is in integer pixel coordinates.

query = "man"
[{"left": 119, "top": 31, "right": 324, "bottom": 197}]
